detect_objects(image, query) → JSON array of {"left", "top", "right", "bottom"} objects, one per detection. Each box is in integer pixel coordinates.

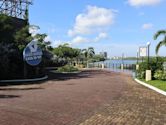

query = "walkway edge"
[
  {"left": 134, "top": 78, "right": 166, "bottom": 96},
  {"left": 0, "top": 75, "right": 48, "bottom": 83}
]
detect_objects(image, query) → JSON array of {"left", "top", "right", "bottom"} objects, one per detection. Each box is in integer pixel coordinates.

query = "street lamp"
[
  {"left": 147, "top": 42, "right": 151, "bottom": 69},
  {"left": 145, "top": 42, "right": 152, "bottom": 81},
  {"left": 122, "top": 53, "right": 124, "bottom": 64},
  {"left": 137, "top": 50, "right": 139, "bottom": 64}
]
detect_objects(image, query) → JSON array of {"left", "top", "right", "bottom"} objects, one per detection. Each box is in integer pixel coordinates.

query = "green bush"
[
  {"left": 0, "top": 43, "right": 23, "bottom": 80},
  {"left": 57, "top": 65, "right": 79, "bottom": 73},
  {"left": 137, "top": 57, "right": 164, "bottom": 79},
  {"left": 154, "top": 70, "right": 166, "bottom": 80}
]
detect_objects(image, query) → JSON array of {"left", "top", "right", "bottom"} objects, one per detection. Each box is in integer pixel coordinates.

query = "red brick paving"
[{"left": 0, "top": 70, "right": 166, "bottom": 125}]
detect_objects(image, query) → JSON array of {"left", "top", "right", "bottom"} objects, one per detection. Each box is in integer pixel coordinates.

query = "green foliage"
[
  {"left": 53, "top": 44, "right": 81, "bottom": 60},
  {"left": 0, "top": 42, "right": 23, "bottom": 80},
  {"left": 143, "top": 80, "right": 166, "bottom": 91},
  {"left": 57, "top": 65, "right": 79, "bottom": 73},
  {"left": 154, "top": 30, "right": 166, "bottom": 54},
  {"left": 82, "top": 47, "right": 95, "bottom": 60},
  {"left": 14, "top": 25, "right": 32, "bottom": 48},
  {"left": 0, "top": 14, "right": 15, "bottom": 43},
  {"left": 90, "top": 54, "right": 106, "bottom": 62},
  {"left": 154, "top": 70, "right": 166, "bottom": 80},
  {"left": 137, "top": 57, "right": 164, "bottom": 79}
]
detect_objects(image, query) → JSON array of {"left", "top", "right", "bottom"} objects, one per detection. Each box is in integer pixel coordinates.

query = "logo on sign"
[{"left": 23, "top": 41, "right": 43, "bottom": 66}]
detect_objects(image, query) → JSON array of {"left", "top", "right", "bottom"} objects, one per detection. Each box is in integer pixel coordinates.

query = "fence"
[{"left": 88, "top": 62, "right": 136, "bottom": 74}]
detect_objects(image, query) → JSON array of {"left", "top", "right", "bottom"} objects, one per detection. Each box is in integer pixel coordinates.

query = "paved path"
[{"left": 0, "top": 70, "right": 166, "bottom": 125}]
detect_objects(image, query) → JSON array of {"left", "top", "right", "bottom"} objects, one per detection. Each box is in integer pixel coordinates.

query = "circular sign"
[{"left": 23, "top": 41, "right": 43, "bottom": 66}]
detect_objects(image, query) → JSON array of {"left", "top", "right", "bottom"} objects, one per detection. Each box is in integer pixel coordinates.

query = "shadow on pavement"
[
  {"left": 47, "top": 70, "right": 97, "bottom": 81},
  {"left": 0, "top": 87, "right": 43, "bottom": 91},
  {"left": 0, "top": 70, "right": 104, "bottom": 86},
  {"left": 0, "top": 94, "right": 21, "bottom": 99}
]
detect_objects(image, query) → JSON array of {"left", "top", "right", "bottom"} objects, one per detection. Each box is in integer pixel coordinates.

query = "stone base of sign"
[
  {"left": 146, "top": 70, "right": 152, "bottom": 81},
  {"left": 136, "top": 64, "right": 139, "bottom": 70},
  {"left": 121, "top": 64, "right": 124, "bottom": 70}
]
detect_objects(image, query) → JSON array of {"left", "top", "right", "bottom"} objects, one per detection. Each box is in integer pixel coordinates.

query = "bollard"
[
  {"left": 136, "top": 64, "right": 139, "bottom": 70},
  {"left": 121, "top": 64, "right": 124, "bottom": 70},
  {"left": 146, "top": 70, "right": 152, "bottom": 81}
]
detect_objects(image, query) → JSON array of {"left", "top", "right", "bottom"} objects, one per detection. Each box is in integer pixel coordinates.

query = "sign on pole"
[
  {"left": 139, "top": 46, "right": 147, "bottom": 57},
  {"left": 23, "top": 40, "right": 43, "bottom": 66}
]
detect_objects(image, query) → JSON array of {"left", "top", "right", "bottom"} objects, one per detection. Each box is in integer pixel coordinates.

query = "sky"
[{"left": 29, "top": 0, "right": 166, "bottom": 57}]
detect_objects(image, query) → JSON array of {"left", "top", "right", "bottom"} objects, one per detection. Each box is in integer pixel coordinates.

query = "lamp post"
[
  {"left": 147, "top": 42, "right": 151, "bottom": 69},
  {"left": 121, "top": 53, "right": 124, "bottom": 70},
  {"left": 136, "top": 50, "right": 139, "bottom": 71},
  {"left": 146, "top": 42, "right": 151, "bottom": 81},
  {"left": 137, "top": 50, "right": 139, "bottom": 64},
  {"left": 122, "top": 53, "right": 124, "bottom": 64}
]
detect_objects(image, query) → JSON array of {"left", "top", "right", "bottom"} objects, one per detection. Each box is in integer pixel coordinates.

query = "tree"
[
  {"left": 154, "top": 30, "right": 166, "bottom": 55},
  {"left": 82, "top": 47, "right": 95, "bottom": 60},
  {"left": 53, "top": 44, "right": 73, "bottom": 59},
  {"left": 34, "top": 33, "right": 52, "bottom": 51},
  {"left": 82, "top": 47, "right": 95, "bottom": 67},
  {"left": 0, "top": 42, "right": 23, "bottom": 79},
  {"left": 14, "top": 25, "right": 32, "bottom": 51},
  {"left": 0, "top": 14, "right": 15, "bottom": 43}
]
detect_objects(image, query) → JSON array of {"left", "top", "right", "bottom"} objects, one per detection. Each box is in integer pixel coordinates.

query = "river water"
[{"left": 90, "top": 59, "right": 138, "bottom": 74}]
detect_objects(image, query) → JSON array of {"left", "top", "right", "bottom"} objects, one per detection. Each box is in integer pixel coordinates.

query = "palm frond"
[
  {"left": 155, "top": 40, "right": 166, "bottom": 55},
  {"left": 154, "top": 30, "right": 166, "bottom": 40}
]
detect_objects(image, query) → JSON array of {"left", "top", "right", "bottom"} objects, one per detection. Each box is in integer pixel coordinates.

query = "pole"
[
  {"left": 137, "top": 51, "right": 139, "bottom": 64},
  {"left": 147, "top": 45, "right": 150, "bottom": 69},
  {"left": 122, "top": 53, "right": 124, "bottom": 64}
]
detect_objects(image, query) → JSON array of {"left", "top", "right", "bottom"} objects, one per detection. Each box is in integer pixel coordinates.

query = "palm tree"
[
  {"left": 82, "top": 47, "right": 95, "bottom": 68},
  {"left": 154, "top": 30, "right": 166, "bottom": 55}
]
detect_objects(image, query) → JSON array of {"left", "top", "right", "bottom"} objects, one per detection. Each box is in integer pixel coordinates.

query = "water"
[{"left": 90, "top": 59, "right": 138, "bottom": 74}]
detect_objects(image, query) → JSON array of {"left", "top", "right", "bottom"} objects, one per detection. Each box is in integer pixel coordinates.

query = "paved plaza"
[{"left": 0, "top": 70, "right": 166, "bottom": 125}]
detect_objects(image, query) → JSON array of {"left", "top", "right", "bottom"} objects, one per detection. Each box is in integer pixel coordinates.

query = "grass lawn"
[{"left": 142, "top": 79, "right": 166, "bottom": 91}]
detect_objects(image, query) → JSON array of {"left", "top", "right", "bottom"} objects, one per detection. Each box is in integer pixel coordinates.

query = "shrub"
[
  {"left": 154, "top": 70, "right": 166, "bottom": 80},
  {"left": 137, "top": 57, "right": 164, "bottom": 79},
  {"left": 0, "top": 42, "right": 23, "bottom": 80},
  {"left": 57, "top": 65, "right": 79, "bottom": 73}
]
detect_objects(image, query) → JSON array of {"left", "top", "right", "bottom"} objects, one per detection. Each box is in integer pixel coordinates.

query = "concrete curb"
[
  {"left": 0, "top": 75, "right": 48, "bottom": 83},
  {"left": 134, "top": 78, "right": 166, "bottom": 96},
  {"left": 50, "top": 71, "right": 81, "bottom": 74}
]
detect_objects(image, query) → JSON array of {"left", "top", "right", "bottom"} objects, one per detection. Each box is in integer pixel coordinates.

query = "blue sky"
[{"left": 29, "top": 0, "right": 166, "bottom": 57}]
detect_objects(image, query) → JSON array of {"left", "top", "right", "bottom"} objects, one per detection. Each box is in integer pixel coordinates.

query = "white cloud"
[
  {"left": 71, "top": 33, "right": 108, "bottom": 44},
  {"left": 94, "top": 32, "right": 108, "bottom": 42},
  {"left": 51, "top": 40, "right": 70, "bottom": 47},
  {"left": 29, "top": 25, "right": 40, "bottom": 36},
  {"left": 71, "top": 36, "right": 89, "bottom": 44},
  {"left": 68, "top": 5, "right": 115, "bottom": 36},
  {"left": 142, "top": 23, "right": 153, "bottom": 30},
  {"left": 128, "top": 0, "right": 161, "bottom": 7}
]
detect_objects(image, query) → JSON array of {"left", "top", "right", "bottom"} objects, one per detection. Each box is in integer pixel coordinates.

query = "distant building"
[{"left": 100, "top": 52, "right": 107, "bottom": 59}]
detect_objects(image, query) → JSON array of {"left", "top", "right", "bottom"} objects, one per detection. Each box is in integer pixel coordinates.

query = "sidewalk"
[{"left": 0, "top": 70, "right": 166, "bottom": 125}]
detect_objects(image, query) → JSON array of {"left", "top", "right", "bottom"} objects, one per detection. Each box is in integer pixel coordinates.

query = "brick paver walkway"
[{"left": 0, "top": 70, "right": 166, "bottom": 125}]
